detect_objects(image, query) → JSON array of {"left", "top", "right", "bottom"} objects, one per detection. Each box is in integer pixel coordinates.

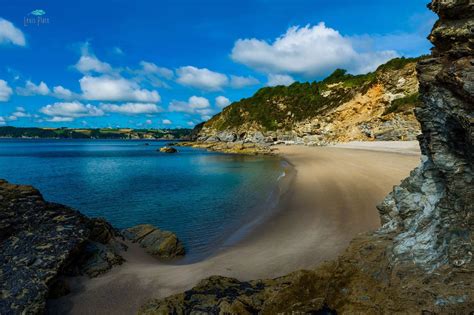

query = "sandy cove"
[{"left": 48, "top": 141, "right": 420, "bottom": 314}]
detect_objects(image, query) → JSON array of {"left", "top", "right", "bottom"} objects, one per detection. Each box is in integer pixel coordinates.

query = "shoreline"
[
  {"left": 215, "top": 158, "right": 296, "bottom": 252},
  {"left": 174, "top": 156, "right": 294, "bottom": 265},
  {"left": 48, "top": 141, "right": 421, "bottom": 314}
]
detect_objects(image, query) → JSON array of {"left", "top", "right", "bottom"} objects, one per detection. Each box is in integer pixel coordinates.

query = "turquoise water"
[{"left": 0, "top": 139, "right": 283, "bottom": 259}]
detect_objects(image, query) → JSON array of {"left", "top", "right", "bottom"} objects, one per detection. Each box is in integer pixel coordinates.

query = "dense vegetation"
[
  {"left": 384, "top": 93, "right": 421, "bottom": 115},
  {"left": 207, "top": 57, "right": 421, "bottom": 131},
  {"left": 0, "top": 127, "right": 192, "bottom": 139}
]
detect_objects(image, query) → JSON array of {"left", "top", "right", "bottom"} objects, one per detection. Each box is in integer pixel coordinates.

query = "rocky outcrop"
[
  {"left": 176, "top": 141, "right": 274, "bottom": 155},
  {"left": 0, "top": 180, "right": 125, "bottom": 314},
  {"left": 139, "top": 1, "right": 473, "bottom": 313},
  {"left": 123, "top": 224, "right": 185, "bottom": 259},
  {"left": 377, "top": 0, "right": 473, "bottom": 271}
]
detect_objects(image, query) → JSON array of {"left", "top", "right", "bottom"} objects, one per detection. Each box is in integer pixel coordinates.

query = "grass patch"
[{"left": 384, "top": 93, "right": 420, "bottom": 115}]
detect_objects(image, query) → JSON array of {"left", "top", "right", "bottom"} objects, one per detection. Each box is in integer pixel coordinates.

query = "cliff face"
[
  {"left": 377, "top": 0, "right": 473, "bottom": 271},
  {"left": 140, "top": 1, "right": 474, "bottom": 313},
  {"left": 197, "top": 57, "right": 422, "bottom": 145}
]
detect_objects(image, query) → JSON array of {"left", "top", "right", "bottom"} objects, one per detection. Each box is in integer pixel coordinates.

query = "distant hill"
[
  {"left": 196, "top": 57, "right": 424, "bottom": 144},
  {"left": 0, "top": 126, "right": 192, "bottom": 140}
]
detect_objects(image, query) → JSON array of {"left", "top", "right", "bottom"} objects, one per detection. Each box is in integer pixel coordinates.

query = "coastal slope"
[{"left": 195, "top": 57, "right": 422, "bottom": 145}]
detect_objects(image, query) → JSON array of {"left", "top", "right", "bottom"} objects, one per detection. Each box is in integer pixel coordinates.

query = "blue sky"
[{"left": 0, "top": 0, "right": 435, "bottom": 129}]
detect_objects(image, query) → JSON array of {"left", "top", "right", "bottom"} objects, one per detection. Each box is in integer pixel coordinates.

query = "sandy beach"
[{"left": 48, "top": 141, "right": 421, "bottom": 314}]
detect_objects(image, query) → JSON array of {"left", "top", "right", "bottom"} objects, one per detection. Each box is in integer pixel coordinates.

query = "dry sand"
[{"left": 48, "top": 141, "right": 421, "bottom": 315}]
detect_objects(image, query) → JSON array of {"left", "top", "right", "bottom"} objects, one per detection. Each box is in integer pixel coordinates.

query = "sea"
[{"left": 0, "top": 139, "right": 284, "bottom": 260}]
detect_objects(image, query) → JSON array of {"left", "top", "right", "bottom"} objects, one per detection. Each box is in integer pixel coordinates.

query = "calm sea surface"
[{"left": 0, "top": 139, "right": 283, "bottom": 259}]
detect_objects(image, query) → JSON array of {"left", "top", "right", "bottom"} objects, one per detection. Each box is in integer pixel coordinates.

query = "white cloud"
[
  {"left": 0, "top": 79, "right": 13, "bottom": 101},
  {"left": 231, "top": 23, "right": 398, "bottom": 77},
  {"left": 229, "top": 75, "right": 259, "bottom": 88},
  {"left": 169, "top": 96, "right": 213, "bottom": 116},
  {"left": 130, "top": 61, "right": 174, "bottom": 88},
  {"left": 266, "top": 74, "right": 295, "bottom": 87},
  {"left": 75, "top": 42, "right": 112, "bottom": 74},
  {"left": 40, "top": 101, "right": 104, "bottom": 120},
  {"left": 16, "top": 80, "right": 50, "bottom": 96},
  {"left": 76, "top": 55, "right": 112, "bottom": 74},
  {"left": 100, "top": 102, "right": 163, "bottom": 115},
  {"left": 186, "top": 121, "right": 195, "bottom": 127},
  {"left": 11, "top": 106, "right": 31, "bottom": 118},
  {"left": 80, "top": 75, "right": 160, "bottom": 102},
  {"left": 46, "top": 116, "right": 74, "bottom": 122},
  {"left": 162, "top": 119, "right": 172, "bottom": 125},
  {"left": 0, "top": 116, "right": 5, "bottom": 125},
  {"left": 145, "top": 119, "right": 152, "bottom": 125},
  {"left": 176, "top": 66, "right": 228, "bottom": 91},
  {"left": 52, "top": 86, "right": 74, "bottom": 99},
  {"left": 0, "top": 18, "right": 26, "bottom": 47},
  {"left": 215, "top": 96, "right": 231, "bottom": 108},
  {"left": 139, "top": 61, "right": 174, "bottom": 80}
]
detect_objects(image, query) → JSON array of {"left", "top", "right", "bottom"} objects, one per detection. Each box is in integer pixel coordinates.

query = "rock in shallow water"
[
  {"left": 159, "top": 146, "right": 178, "bottom": 153},
  {"left": 123, "top": 224, "right": 185, "bottom": 259}
]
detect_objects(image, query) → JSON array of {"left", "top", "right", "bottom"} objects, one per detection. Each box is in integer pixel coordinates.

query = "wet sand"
[{"left": 48, "top": 141, "right": 420, "bottom": 315}]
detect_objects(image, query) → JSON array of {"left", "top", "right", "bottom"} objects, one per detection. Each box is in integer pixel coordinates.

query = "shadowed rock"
[
  {"left": 0, "top": 180, "right": 125, "bottom": 314},
  {"left": 123, "top": 224, "right": 185, "bottom": 259}
]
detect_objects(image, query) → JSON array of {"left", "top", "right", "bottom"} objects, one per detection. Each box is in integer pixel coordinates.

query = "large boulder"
[{"left": 123, "top": 224, "right": 185, "bottom": 259}]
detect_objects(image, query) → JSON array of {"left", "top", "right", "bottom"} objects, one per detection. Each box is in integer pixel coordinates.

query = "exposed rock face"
[
  {"left": 377, "top": 0, "right": 473, "bottom": 271},
  {"left": 140, "top": 1, "right": 473, "bottom": 313},
  {"left": 0, "top": 180, "right": 124, "bottom": 314},
  {"left": 197, "top": 58, "right": 421, "bottom": 146},
  {"left": 124, "top": 224, "right": 185, "bottom": 259}
]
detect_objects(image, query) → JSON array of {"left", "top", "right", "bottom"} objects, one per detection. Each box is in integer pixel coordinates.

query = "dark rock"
[
  {"left": 159, "top": 146, "right": 178, "bottom": 153},
  {"left": 123, "top": 224, "right": 185, "bottom": 259},
  {"left": 0, "top": 180, "right": 125, "bottom": 314},
  {"left": 377, "top": 0, "right": 474, "bottom": 271},
  {"left": 88, "top": 217, "right": 116, "bottom": 244},
  {"left": 0, "top": 180, "right": 89, "bottom": 313},
  {"left": 78, "top": 241, "right": 125, "bottom": 278}
]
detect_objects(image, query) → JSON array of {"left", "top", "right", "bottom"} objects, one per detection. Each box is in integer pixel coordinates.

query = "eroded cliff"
[{"left": 196, "top": 57, "right": 422, "bottom": 146}]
